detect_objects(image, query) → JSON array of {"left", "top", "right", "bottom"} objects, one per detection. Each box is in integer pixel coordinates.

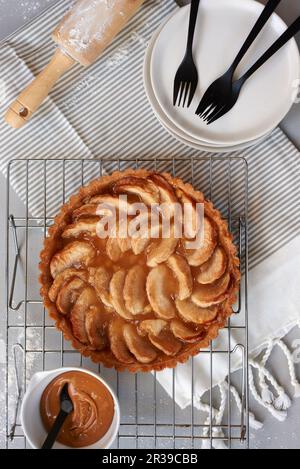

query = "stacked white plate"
[{"left": 144, "top": 0, "right": 300, "bottom": 153}]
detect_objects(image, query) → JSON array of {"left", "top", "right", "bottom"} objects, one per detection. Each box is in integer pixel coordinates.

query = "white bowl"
[{"left": 20, "top": 367, "right": 120, "bottom": 449}]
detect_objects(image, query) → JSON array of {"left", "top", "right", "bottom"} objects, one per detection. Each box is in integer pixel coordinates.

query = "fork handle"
[
  {"left": 186, "top": 0, "right": 200, "bottom": 52},
  {"left": 231, "top": 0, "right": 282, "bottom": 72},
  {"left": 240, "top": 16, "right": 300, "bottom": 83}
]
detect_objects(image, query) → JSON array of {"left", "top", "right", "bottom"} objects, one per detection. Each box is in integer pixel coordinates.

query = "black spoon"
[{"left": 41, "top": 383, "right": 74, "bottom": 450}]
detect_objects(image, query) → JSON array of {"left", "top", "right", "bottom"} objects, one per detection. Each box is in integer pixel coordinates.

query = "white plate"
[
  {"left": 150, "top": 0, "right": 299, "bottom": 145},
  {"left": 144, "top": 14, "right": 271, "bottom": 153},
  {"left": 156, "top": 111, "right": 270, "bottom": 152}
]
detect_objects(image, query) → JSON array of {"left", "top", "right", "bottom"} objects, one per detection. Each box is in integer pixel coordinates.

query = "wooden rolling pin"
[{"left": 5, "top": 0, "right": 144, "bottom": 129}]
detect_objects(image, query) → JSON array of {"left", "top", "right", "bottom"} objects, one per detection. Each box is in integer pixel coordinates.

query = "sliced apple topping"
[
  {"left": 109, "top": 270, "right": 134, "bottom": 320},
  {"left": 149, "top": 174, "right": 178, "bottom": 216},
  {"left": 192, "top": 272, "right": 231, "bottom": 307},
  {"left": 170, "top": 319, "right": 206, "bottom": 343},
  {"left": 185, "top": 217, "right": 217, "bottom": 267},
  {"left": 62, "top": 218, "right": 100, "bottom": 239},
  {"left": 106, "top": 237, "right": 122, "bottom": 262},
  {"left": 196, "top": 246, "right": 227, "bottom": 284},
  {"left": 123, "top": 324, "right": 157, "bottom": 364},
  {"left": 50, "top": 241, "right": 96, "bottom": 278},
  {"left": 89, "top": 194, "right": 133, "bottom": 214},
  {"left": 56, "top": 277, "right": 86, "bottom": 315},
  {"left": 147, "top": 236, "right": 178, "bottom": 268},
  {"left": 85, "top": 305, "right": 108, "bottom": 350},
  {"left": 131, "top": 218, "right": 160, "bottom": 256},
  {"left": 131, "top": 236, "right": 151, "bottom": 256},
  {"left": 146, "top": 265, "right": 176, "bottom": 320},
  {"left": 139, "top": 319, "right": 182, "bottom": 356},
  {"left": 113, "top": 177, "right": 160, "bottom": 206},
  {"left": 49, "top": 268, "right": 88, "bottom": 302},
  {"left": 177, "top": 190, "right": 201, "bottom": 239},
  {"left": 109, "top": 319, "right": 135, "bottom": 364},
  {"left": 139, "top": 319, "right": 168, "bottom": 336},
  {"left": 124, "top": 266, "right": 148, "bottom": 315},
  {"left": 73, "top": 204, "right": 101, "bottom": 220},
  {"left": 175, "top": 298, "right": 218, "bottom": 324},
  {"left": 88, "top": 267, "right": 113, "bottom": 308},
  {"left": 167, "top": 254, "right": 193, "bottom": 300},
  {"left": 118, "top": 236, "right": 132, "bottom": 253},
  {"left": 70, "top": 287, "right": 98, "bottom": 344},
  {"left": 148, "top": 331, "right": 182, "bottom": 356}
]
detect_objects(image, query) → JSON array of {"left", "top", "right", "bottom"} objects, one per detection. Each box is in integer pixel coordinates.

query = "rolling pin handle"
[{"left": 4, "top": 48, "right": 75, "bottom": 129}]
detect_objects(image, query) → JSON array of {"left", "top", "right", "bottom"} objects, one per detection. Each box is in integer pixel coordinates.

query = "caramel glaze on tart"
[{"left": 39, "top": 169, "right": 240, "bottom": 372}]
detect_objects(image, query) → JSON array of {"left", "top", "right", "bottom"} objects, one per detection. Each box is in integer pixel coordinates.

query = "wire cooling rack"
[{"left": 5, "top": 156, "right": 249, "bottom": 449}]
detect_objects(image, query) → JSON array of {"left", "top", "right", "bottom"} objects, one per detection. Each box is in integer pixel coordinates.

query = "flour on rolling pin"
[
  {"left": 53, "top": 0, "right": 145, "bottom": 67},
  {"left": 5, "top": 0, "right": 144, "bottom": 128}
]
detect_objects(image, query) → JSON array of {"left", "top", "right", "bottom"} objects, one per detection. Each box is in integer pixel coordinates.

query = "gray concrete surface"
[{"left": 0, "top": 0, "right": 299, "bottom": 450}]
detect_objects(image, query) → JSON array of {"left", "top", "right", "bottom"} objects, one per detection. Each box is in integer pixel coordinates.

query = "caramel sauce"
[{"left": 40, "top": 371, "right": 115, "bottom": 448}]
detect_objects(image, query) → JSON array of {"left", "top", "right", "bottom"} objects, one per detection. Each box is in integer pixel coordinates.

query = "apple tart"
[{"left": 39, "top": 169, "right": 240, "bottom": 372}]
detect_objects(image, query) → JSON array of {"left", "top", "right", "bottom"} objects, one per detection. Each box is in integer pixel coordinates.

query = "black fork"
[
  {"left": 195, "top": 0, "right": 282, "bottom": 120},
  {"left": 205, "top": 15, "right": 300, "bottom": 124},
  {"left": 173, "top": 0, "right": 200, "bottom": 107}
]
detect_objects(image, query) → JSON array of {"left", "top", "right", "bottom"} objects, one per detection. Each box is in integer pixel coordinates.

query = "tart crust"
[{"left": 39, "top": 169, "right": 240, "bottom": 372}]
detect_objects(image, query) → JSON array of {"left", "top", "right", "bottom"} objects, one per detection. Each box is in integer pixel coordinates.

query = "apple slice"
[
  {"left": 131, "top": 236, "right": 151, "bottom": 256},
  {"left": 113, "top": 177, "right": 160, "bottom": 206},
  {"left": 70, "top": 287, "right": 98, "bottom": 344},
  {"left": 167, "top": 254, "right": 193, "bottom": 300},
  {"left": 73, "top": 204, "right": 100, "bottom": 219},
  {"left": 50, "top": 241, "right": 96, "bottom": 278},
  {"left": 62, "top": 218, "right": 99, "bottom": 238},
  {"left": 185, "top": 217, "right": 217, "bottom": 266},
  {"left": 124, "top": 266, "right": 148, "bottom": 315},
  {"left": 148, "top": 331, "right": 182, "bottom": 356},
  {"left": 175, "top": 298, "right": 218, "bottom": 324},
  {"left": 177, "top": 190, "right": 200, "bottom": 239},
  {"left": 106, "top": 237, "right": 122, "bottom": 262},
  {"left": 85, "top": 305, "right": 108, "bottom": 350},
  {"left": 146, "top": 265, "right": 176, "bottom": 320},
  {"left": 149, "top": 174, "right": 178, "bottom": 216},
  {"left": 192, "top": 272, "right": 231, "bottom": 307},
  {"left": 170, "top": 319, "right": 206, "bottom": 343},
  {"left": 109, "top": 319, "right": 135, "bottom": 364},
  {"left": 123, "top": 324, "right": 158, "bottom": 364},
  {"left": 196, "top": 246, "right": 227, "bottom": 284},
  {"left": 139, "top": 319, "right": 182, "bottom": 356},
  {"left": 88, "top": 267, "right": 113, "bottom": 308},
  {"left": 89, "top": 194, "right": 133, "bottom": 214},
  {"left": 49, "top": 268, "right": 88, "bottom": 302},
  {"left": 131, "top": 218, "right": 160, "bottom": 256},
  {"left": 110, "top": 270, "right": 134, "bottom": 320},
  {"left": 118, "top": 236, "right": 132, "bottom": 253},
  {"left": 56, "top": 277, "right": 86, "bottom": 315},
  {"left": 139, "top": 319, "right": 168, "bottom": 336},
  {"left": 147, "top": 236, "right": 178, "bottom": 268}
]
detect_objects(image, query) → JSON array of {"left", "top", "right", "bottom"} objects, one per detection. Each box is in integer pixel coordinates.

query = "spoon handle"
[
  {"left": 41, "top": 410, "right": 68, "bottom": 450},
  {"left": 240, "top": 16, "right": 300, "bottom": 82},
  {"left": 231, "top": 0, "right": 282, "bottom": 71}
]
